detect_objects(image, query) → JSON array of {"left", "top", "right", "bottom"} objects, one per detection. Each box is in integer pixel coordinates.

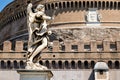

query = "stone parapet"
[{"left": 0, "top": 40, "right": 120, "bottom": 53}]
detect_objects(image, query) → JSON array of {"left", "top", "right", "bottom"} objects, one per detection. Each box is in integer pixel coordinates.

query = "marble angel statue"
[{"left": 26, "top": 3, "right": 53, "bottom": 69}]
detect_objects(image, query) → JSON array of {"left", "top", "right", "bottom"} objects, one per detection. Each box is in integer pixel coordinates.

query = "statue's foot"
[{"left": 25, "top": 61, "right": 34, "bottom": 69}]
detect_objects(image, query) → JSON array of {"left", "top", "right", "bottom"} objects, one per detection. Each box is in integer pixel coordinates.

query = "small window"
[
  {"left": 87, "top": 1, "right": 90, "bottom": 8},
  {"left": 110, "top": 1, "right": 113, "bottom": 9},
  {"left": 58, "top": 61, "right": 63, "bottom": 69},
  {"left": 71, "top": 61, "right": 76, "bottom": 69},
  {"left": 48, "top": 46, "right": 53, "bottom": 51},
  {"left": 83, "top": 1, "right": 85, "bottom": 8},
  {"left": 60, "top": 45, "right": 65, "bottom": 51},
  {"left": 71, "top": 2, "right": 74, "bottom": 8},
  {"left": 90, "top": 1, "right": 94, "bottom": 8},
  {"left": 51, "top": 3, "right": 54, "bottom": 9},
  {"left": 98, "top": 1, "right": 101, "bottom": 8},
  {"left": 94, "top": 1, "right": 97, "bottom": 8},
  {"left": 72, "top": 45, "right": 78, "bottom": 51},
  {"left": 84, "top": 61, "right": 89, "bottom": 69},
  {"left": 110, "top": 43, "right": 116, "bottom": 51},
  {"left": 55, "top": 3, "right": 58, "bottom": 7},
  {"left": 78, "top": 61, "right": 82, "bottom": 69},
  {"left": 75, "top": 1, "right": 78, "bottom": 8},
  {"left": 67, "top": 2, "right": 70, "bottom": 8},
  {"left": 79, "top": 1, "right": 82, "bottom": 8},
  {"left": 52, "top": 61, "right": 56, "bottom": 69},
  {"left": 39, "top": 61, "right": 43, "bottom": 65},
  {"left": 84, "top": 45, "right": 90, "bottom": 51},
  {"left": 97, "top": 44, "right": 103, "bottom": 51},
  {"left": 106, "top": 1, "right": 109, "bottom": 9},
  {"left": 63, "top": 2, "right": 66, "bottom": 8},
  {"left": 65, "top": 61, "right": 69, "bottom": 69},
  {"left": 23, "top": 42, "right": 28, "bottom": 51},
  {"left": 102, "top": 2, "right": 105, "bottom": 9},
  {"left": 99, "top": 70, "right": 103, "bottom": 75},
  {"left": 59, "top": 2, "right": 62, "bottom": 9}
]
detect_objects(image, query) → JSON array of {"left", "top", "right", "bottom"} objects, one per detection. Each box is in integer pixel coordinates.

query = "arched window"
[
  {"left": 58, "top": 61, "right": 63, "bottom": 69},
  {"left": 98, "top": 1, "right": 101, "bottom": 9},
  {"left": 71, "top": 61, "right": 76, "bottom": 69},
  {"left": 94, "top": 1, "right": 97, "bottom": 8},
  {"left": 91, "top": 61, "right": 95, "bottom": 69},
  {"left": 83, "top": 1, "right": 86, "bottom": 8},
  {"left": 20, "top": 61, "right": 25, "bottom": 69},
  {"left": 115, "top": 61, "right": 119, "bottom": 69},
  {"left": 106, "top": 1, "right": 109, "bottom": 9},
  {"left": 45, "top": 60, "right": 50, "bottom": 69},
  {"left": 90, "top": 1, "right": 94, "bottom": 8},
  {"left": 71, "top": 2, "right": 74, "bottom": 8},
  {"left": 63, "top": 2, "right": 66, "bottom": 8},
  {"left": 110, "top": 1, "right": 113, "bottom": 9},
  {"left": 1, "top": 61, "right": 6, "bottom": 69},
  {"left": 114, "top": 2, "right": 117, "bottom": 9},
  {"left": 39, "top": 60, "right": 43, "bottom": 65},
  {"left": 7, "top": 61, "right": 12, "bottom": 69},
  {"left": 52, "top": 61, "right": 56, "bottom": 69},
  {"left": 78, "top": 61, "right": 82, "bottom": 69},
  {"left": 102, "top": 1, "right": 105, "bottom": 9},
  {"left": 118, "top": 2, "right": 120, "bottom": 9},
  {"left": 75, "top": 1, "right": 78, "bottom": 8},
  {"left": 67, "top": 2, "right": 70, "bottom": 8},
  {"left": 64, "top": 61, "right": 69, "bottom": 69},
  {"left": 59, "top": 2, "right": 62, "bottom": 9},
  {"left": 108, "top": 61, "right": 112, "bottom": 69},
  {"left": 84, "top": 61, "right": 89, "bottom": 69},
  {"left": 13, "top": 61, "right": 19, "bottom": 69},
  {"left": 45, "top": 4, "right": 47, "bottom": 10},
  {"left": 87, "top": 1, "right": 90, "bottom": 8},
  {"left": 48, "top": 4, "right": 51, "bottom": 10},
  {"left": 79, "top": 1, "right": 82, "bottom": 8},
  {"left": 51, "top": 3, "right": 54, "bottom": 9},
  {"left": 55, "top": 3, "right": 58, "bottom": 8}
]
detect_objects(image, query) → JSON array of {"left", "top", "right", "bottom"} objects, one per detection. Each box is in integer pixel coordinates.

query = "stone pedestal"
[{"left": 17, "top": 70, "right": 53, "bottom": 80}]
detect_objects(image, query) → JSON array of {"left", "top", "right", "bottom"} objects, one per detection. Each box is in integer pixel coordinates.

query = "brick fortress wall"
[
  {"left": 0, "top": 40, "right": 120, "bottom": 70},
  {"left": 0, "top": 0, "right": 120, "bottom": 43}
]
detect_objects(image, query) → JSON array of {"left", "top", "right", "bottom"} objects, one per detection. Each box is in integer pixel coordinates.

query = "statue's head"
[{"left": 35, "top": 4, "right": 45, "bottom": 12}]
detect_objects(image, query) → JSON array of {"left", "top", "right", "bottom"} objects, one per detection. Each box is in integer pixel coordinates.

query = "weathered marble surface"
[
  {"left": 26, "top": 3, "right": 52, "bottom": 69},
  {"left": 17, "top": 70, "right": 53, "bottom": 80}
]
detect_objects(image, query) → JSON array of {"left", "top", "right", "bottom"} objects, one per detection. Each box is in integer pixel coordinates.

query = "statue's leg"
[{"left": 28, "top": 37, "right": 47, "bottom": 62}]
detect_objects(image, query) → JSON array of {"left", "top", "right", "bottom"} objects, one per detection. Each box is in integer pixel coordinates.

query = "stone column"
[{"left": 17, "top": 70, "right": 53, "bottom": 80}]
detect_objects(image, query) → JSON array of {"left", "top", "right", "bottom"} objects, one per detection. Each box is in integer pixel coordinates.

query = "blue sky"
[{"left": 0, "top": 0, "right": 14, "bottom": 12}]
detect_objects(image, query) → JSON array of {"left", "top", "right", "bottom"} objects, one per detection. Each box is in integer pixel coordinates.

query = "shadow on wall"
[{"left": 88, "top": 70, "right": 94, "bottom": 80}]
